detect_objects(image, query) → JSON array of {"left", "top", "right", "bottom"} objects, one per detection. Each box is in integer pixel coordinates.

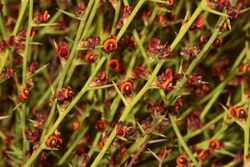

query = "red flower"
[
  {"left": 17, "top": 87, "right": 31, "bottom": 102},
  {"left": 108, "top": 59, "right": 121, "bottom": 73},
  {"left": 147, "top": 38, "right": 161, "bottom": 54},
  {"left": 176, "top": 155, "right": 189, "bottom": 167},
  {"left": 28, "top": 61, "right": 38, "bottom": 73},
  {"left": 157, "top": 68, "right": 173, "bottom": 91},
  {"left": 84, "top": 51, "right": 97, "bottom": 64},
  {"left": 209, "top": 139, "right": 221, "bottom": 150},
  {"left": 95, "top": 120, "right": 107, "bottom": 131},
  {"left": 56, "top": 42, "right": 69, "bottom": 60},
  {"left": 103, "top": 37, "right": 118, "bottom": 53},
  {"left": 74, "top": 2, "right": 86, "bottom": 17},
  {"left": 119, "top": 80, "right": 134, "bottom": 96},
  {"left": 46, "top": 135, "right": 63, "bottom": 149},
  {"left": 190, "top": 15, "right": 204, "bottom": 31}
]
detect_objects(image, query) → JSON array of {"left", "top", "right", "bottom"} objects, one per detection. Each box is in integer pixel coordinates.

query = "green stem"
[
  {"left": 35, "top": 73, "right": 60, "bottom": 108},
  {"left": 57, "top": 105, "right": 92, "bottom": 165},
  {"left": 186, "top": 17, "right": 225, "bottom": 75},
  {"left": 40, "top": 101, "right": 57, "bottom": 140},
  {"left": 81, "top": 0, "right": 100, "bottom": 37},
  {"left": 133, "top": 30, "right": 153, "bottom": 71},
  {"left": 24, "top": 143, "right": 45, "bottom": 167},
  {"left": 21, "top": 0, "right": 33, "bottom": 161},
  {"left": 37, "top": 11, "right": 61, "bottom": 38},
  {"left": 0, "top": 13, "right": 7, "bottom": 39},
  {"left": 202, "top": 6, "right": 228, "bottom": 17},
  {"left": 200, "top": 76, "right": 234, "bottom": 120},
  {"left": 244, "top": 100, "right": 250, "bottom": 165},
  {"left": 168, "top": 10, "right": 221, "bottom": 105},
  {"left": 200, "top": 47, "right": 246, "bottom": 120},
  {"left": 184, "top": 113, "right": 224, "bottom": 140},
  {"left": 90, "top": 1, "right": 206, "bottom": 165},
  {"left": 88, "top": 132, "right": 102, "bottom": 159},
  {"left": 170, "top": 0, "right": 205, "bottom": 50},
  {"left": 169, "top": 115, "right": 200, "bottom": 167},
  {"left": 24, "top": 56, "right": 106, "bottom": 166},
  {"left": 21, "top": 105, "right": 26, "bottom": 160},
  {"left": 116, "top": 0, "right": 146, "bottom": 41},
  {"left": 175, "top": 0, "right": 184, "bottom": 15},
  {"left": 79, "top": 0, "right": 95, "bottom": 39},
  {"left": 111, "top": 0, "right": 121, "bottom": 35},
  {"left": 91, "top": 62, "right": 163, "bottom": 167},
  {"left": 0, "top": 0, "right": 29, "bottom": 74},
  {"left": 1, "top": 0, "right": 7, "bottom": 15},
  {"left": 123, "top": 0, "right": 129, "bottom": 6},
  {"left": 65, "top": 61, "right": 77, "bottom": 85},
  {"left": 22, "top": 0, "right": 33, "bottom": 86},
  {"left": 58, "top": 127, "right": 89, "bottom": 165},
  {"left": 31, "top": 23, "right": 59, "bottom": 27},
  {"left": 26, "top": 0, "right": 150, "bottom": 164},
  {"left": 57, "top": 0, "right": 95, "bottom": 89}
]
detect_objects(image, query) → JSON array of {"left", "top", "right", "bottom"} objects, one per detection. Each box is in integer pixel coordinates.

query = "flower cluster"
[{"left": 0, "top": 0, "right": 249, "bottom": 167}]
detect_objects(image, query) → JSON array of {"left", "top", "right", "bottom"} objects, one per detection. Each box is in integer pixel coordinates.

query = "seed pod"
[
  {"left": 123, "top": 6, "right": 133, "bottom": 16},
  {"left": 117, "top": 6, "right": 133, "bottom": 29},
  {"left": 14, "top": 41, "right": 25, "bottom": 54}
]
